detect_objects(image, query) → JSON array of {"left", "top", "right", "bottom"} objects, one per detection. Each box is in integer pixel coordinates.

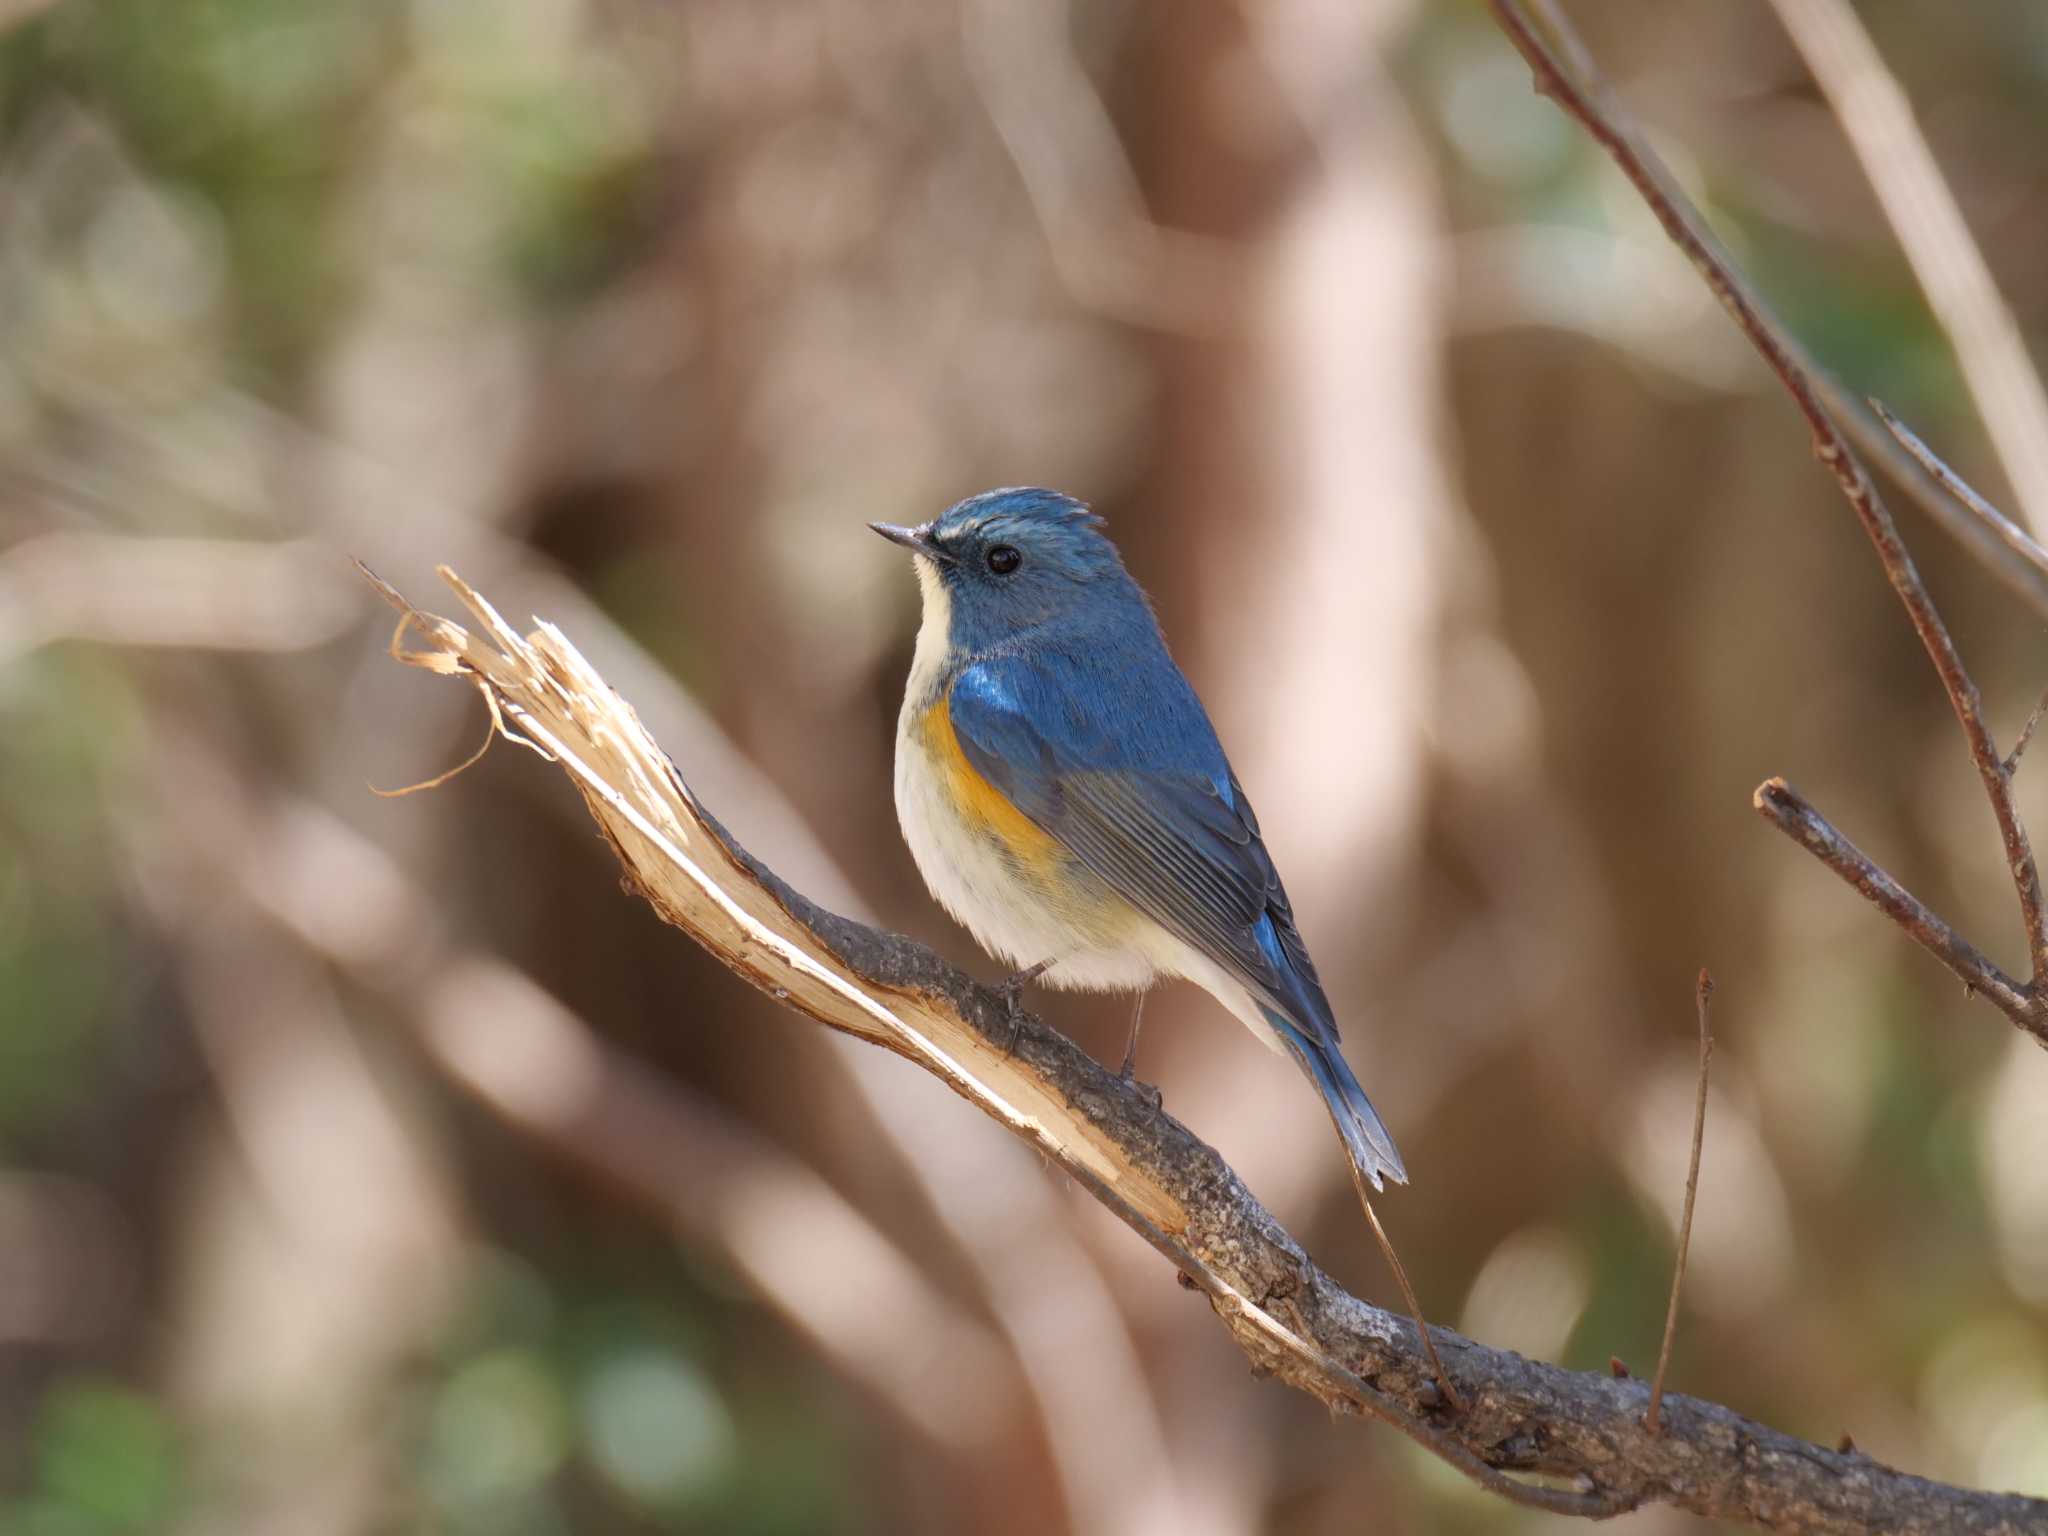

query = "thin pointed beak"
[{"left": 869, "top": 521, "right": 952, "bottom": 562}]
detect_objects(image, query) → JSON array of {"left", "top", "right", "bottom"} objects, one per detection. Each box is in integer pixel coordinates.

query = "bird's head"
[{"left": 870, "top": 488, "right": 1136, "bottom": 649}]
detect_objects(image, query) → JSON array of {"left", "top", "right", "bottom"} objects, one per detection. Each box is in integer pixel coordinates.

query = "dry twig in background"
[
  {"left": 2006, "top": 693, "right": 2048, "bottom": 780},
  {"left": 1491, "top": 0, "right": 2048, "bottom": 1048},
  {"left": 1646, "top": 970, "right": 1713, "bottom": 1436},
  {"left": 961, "top": 0, "right": 1234, "bottom": 334},
  {"left": 1489, "top": 2, "right": 2048, "bottom": 618},
  {"left": 1766, "top": 0, "right": 2048, "bottom": 540},
  {"left": 366, "top": 563, "right": 2048, "bottom": 1533},
  {"left": 1751, "top": 779, "right": 2041, "bottom": 1042},
  {"left": 1873, "top": 401, "right": 2048, "bottom": 639}
]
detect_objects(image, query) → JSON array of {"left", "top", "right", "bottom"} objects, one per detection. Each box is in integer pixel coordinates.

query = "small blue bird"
[{"left": 873, "top": 488, "right": 1406, "bottom": 1192}]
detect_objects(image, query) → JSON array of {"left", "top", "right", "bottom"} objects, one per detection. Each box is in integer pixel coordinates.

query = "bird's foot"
[
  {"left": 994, "top": 957, "right": 1055, "bottom": 1052},
  {"left": 1117, "top": 1044, "right": 1163, "bottom": 1111},
  {"left": 1115, "top": 993, "right": 1160, "bottom": 1108}
]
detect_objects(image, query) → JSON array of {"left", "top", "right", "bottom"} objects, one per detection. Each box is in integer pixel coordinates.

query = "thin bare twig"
[
  {"left": 1871, "top": 404, "right": 2048, "bottom": 779},
  {"left": 1492, "top": 0, "right": 2048, "bottom": 1012},
  {"left": 1505, "top": 5, "right": 2048, "bottom": 620},
  {"left": 1872, "top": 400, "right": 2048, "bottom": 609},
  {"left": 1753, "top": 779, "right": 2045, "bottom": 1045},
  {"left": 2008, "top": 693, "right": 2048, "bottom": 779},
  {"left": 1647, "top": 970, "right": 1714, "bottom": 1435},
  {"left": 368, "top": 565, "right": 2048, "bottom": 1531},
  {"left": 1352, "top": 1173, "right": 1460, "bottom": 1413},
  {"left": 1767, "top": 0, "right": 2048, "bottom": 540},
  {"left": 1807, "top": 453, "right": 2048, "bottom": 988}
]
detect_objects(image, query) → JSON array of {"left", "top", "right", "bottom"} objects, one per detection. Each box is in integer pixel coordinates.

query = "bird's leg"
[
  {"left": 1118, "top": 991, "right": 1163, "bottom": 1110},
  {"left": 1118, "top": 991, "right": 1145, "bottom": 1078},
  {"left": 994, "top": 957, "right": 1056, "bottom": 1052}
]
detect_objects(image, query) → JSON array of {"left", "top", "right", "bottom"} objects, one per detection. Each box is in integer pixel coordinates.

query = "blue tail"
[{"left": 1263, "top": 1008, "right": 1408, "bottom": 1191}]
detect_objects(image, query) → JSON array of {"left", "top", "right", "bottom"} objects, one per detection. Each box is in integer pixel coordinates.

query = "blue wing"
[{"left": 947, "top": 645, "right": 1406, "bottom": 1188}]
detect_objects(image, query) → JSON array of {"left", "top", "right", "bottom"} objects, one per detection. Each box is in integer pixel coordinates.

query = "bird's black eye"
[{"left": 986, "top": 544, "right": 1021, "bottom": 576}]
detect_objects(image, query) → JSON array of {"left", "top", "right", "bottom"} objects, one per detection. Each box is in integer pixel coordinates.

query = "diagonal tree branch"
[
  {"left": 1488, "top": 4, "right": 2048, "bottom": 618},
  {"left": 1765, "top": 0, "right": 2048, "bottom": 542},
  {"left": 365, "top": 563, "right": 2048, "bottom": 1533},
  {"left": 1753, "top": 779, "right": 2045, "bottom": 1045},
  {"left": 1872, "top": 401, "right": 2048, "bottom": 621},
  {"left": 1491, "top": 0, "right": 2048, "bottom": 1030}
]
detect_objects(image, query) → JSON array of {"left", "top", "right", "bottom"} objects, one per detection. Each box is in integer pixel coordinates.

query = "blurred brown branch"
[
  {"left": 0, "top": 534, "right": 358, "bottom": 663},
  {"left": 368, "top": 564, "right": 2048, "bottom": 1533},
  {"left": 1766, "top": 0, "right": 2048, "bottom": 540},
  {"left": 53, "top": 504, "right": 1189, "bottom": 1526},
  {"left": 0, "top": 0, "right": 57, "bottom": 31},
  {"left": 129, "top": 724, "right": 1027, "bottom": 1456},
  {"left": 1488, "top": 0, "right": 2048, "bottom": 617},
  {"left": 1492, "top": 0, "right": 2048, "bottom": 1047},
  {"left": 963, "top": 0, "right": 1236, "bottom": 334}
]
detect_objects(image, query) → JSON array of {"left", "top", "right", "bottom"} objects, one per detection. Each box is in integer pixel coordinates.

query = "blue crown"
[{"left": 935, "top": 487, "right": 1104, "bottom": 538}]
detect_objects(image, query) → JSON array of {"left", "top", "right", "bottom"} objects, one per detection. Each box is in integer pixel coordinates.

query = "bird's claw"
[
  {"left": 1118, "top": 1049, "right": 1163, "bottom": 1111},
  {"left": 998, "top": 984, "right": 1027, "bottom": 1054},
  {"left": 993, "top": 958, "right": 1054, "bottom": 1053}
]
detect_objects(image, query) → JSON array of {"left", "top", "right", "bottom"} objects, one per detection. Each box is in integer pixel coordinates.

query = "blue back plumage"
[{"left": 909, "top": 488, "right": 1406, "bottom": 1189}]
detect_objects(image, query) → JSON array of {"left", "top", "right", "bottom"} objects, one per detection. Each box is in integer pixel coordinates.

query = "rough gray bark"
[{"left": 718, "top": 808, "right": 2048, "bottom": 1533}]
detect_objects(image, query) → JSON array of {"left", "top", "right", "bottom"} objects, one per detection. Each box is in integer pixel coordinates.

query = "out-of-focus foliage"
[{"left": 1, "top": 0, "right": 2046, "bottom": 1531}]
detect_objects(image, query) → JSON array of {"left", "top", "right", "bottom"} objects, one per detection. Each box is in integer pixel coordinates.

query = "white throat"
[{"left": 902, "top": 556, "right": 955, "bottom": 712}]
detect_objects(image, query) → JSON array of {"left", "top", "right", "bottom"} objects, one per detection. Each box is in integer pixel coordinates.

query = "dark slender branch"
[
  {"left": 1767, "top": 0, "right": 2048, "bottom": 541},
  {"left": 1491, "top": 0, "right": 2048, "bottom": 1012},
  {"left": 1502, "top": 0, "right": 2048, "bottom": 617},
  {"left": 1354, "top": 1171, "right": 1461, "bottom": 1412},
  {"left": 1753, "top": 779, "right": 2045, "bottom": 1043},
  {"left": 1875, "top": 400, "right": 2048, "bottom": 600},
  {"left": 1820, "top": 446, "right": 2048, "bottom": 985},
  {"left": 2009, "top": 692, "right": 2048, "bottom": 778},
  {"left": 1648, "top": 970, "right": 1714, "bottom": 1435},
  {"left": 1872, "top": 405, "right": 2048, "bottom": 779}
]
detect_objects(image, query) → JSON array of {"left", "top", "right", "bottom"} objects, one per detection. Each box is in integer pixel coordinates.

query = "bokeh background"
[{"left": 4, "top": 0, "right": 2048, "bottom": 1530}]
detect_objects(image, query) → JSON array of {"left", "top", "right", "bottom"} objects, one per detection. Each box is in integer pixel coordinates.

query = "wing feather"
[{"left": 947, "top": 656, "right": 1339, "bottom": 1043}]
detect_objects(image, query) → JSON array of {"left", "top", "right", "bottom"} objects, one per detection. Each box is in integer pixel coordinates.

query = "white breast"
[{"left": 890, "top": 559, "right": 1167, "bottom": 994}]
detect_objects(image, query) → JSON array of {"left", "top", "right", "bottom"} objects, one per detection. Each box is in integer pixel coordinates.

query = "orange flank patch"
[{"left": 920, "top": 695, "right": 1066, "bottom": 872}]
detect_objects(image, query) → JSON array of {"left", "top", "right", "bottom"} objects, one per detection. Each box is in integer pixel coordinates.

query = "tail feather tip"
[{"left": 1264, "top": 1007, "right": 1410, "bottom": 1193}]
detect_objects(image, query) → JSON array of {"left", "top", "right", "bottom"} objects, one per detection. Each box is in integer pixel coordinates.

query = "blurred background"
[{"left": 3, "top": 0, "right": 2047, "bottom": 1530}]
